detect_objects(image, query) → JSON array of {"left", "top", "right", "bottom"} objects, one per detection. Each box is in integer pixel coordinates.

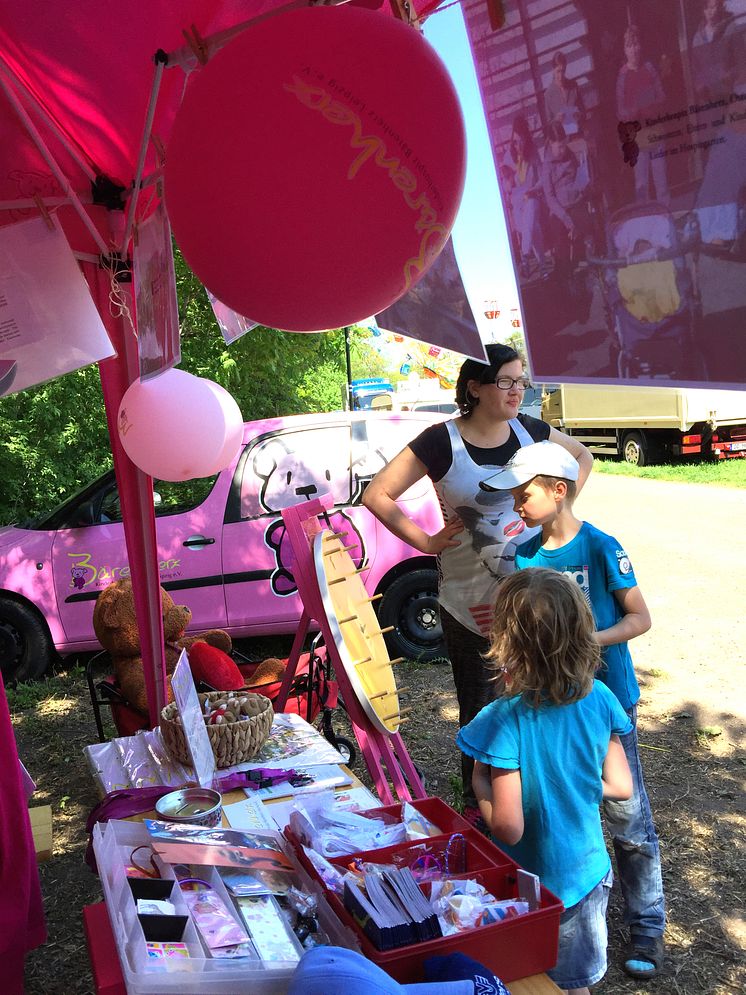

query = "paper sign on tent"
[{"left": 0, "top": 216, "right": 114, "bottom": 396}]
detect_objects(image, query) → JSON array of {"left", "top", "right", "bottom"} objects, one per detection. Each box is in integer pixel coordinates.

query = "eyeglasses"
[{"left": 493, "top": 376, "right": 532, "bottom": 390}]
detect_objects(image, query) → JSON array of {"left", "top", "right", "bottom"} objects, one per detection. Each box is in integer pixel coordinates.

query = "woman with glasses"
[{"left": 363, "top": 343, "right": 592, "bottom": 826}]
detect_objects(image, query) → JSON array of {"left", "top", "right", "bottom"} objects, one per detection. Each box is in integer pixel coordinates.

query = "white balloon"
[{"left": 117, "top": 369, "right": 243, "bottom": 481}]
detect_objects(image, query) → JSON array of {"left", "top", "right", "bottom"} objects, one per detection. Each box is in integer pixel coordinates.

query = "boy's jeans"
[{"left": 603, "top": 706, "right": 666, "bottom": 938}]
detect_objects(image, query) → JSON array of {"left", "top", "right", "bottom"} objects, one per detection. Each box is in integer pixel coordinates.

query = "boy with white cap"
[{"left": 480, "top": 441, "right": 666, "bottom": 982}]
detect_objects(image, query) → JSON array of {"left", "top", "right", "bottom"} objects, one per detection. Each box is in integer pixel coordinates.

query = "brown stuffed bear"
[{"left": 92, "top": 579, "right": 234, "bottom": 717}]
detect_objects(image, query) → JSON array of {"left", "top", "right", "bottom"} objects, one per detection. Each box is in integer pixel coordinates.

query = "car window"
[
  {"left": 412, "top": 401, "right": 457, "bottom": 414},
  {"left": 98, "top": 475, "right": 218, "bottom": 523},
  {"left": 521, "top": 387, "right": 543, "bottom": 408},
  {"left": 239, "top": 425, "right": 352, "bottom": 520},
  {"left": 356, "top": 418, "right": 434, "bottom": 499}
]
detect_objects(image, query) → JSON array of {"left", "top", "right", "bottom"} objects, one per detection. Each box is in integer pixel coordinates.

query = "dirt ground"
[{"left": 12, "top": 473, "right": 746, "bottom": 994}]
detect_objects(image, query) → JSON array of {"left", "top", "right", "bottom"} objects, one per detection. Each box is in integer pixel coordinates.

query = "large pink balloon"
[
  {"left": 117, "top": 369, "right": 243, "bottom": 481},
  {"left": 164, "top": 5, "right": 466, "bottom": 332}
]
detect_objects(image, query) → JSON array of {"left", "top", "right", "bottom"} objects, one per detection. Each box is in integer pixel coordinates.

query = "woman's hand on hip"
[{"left": 425, "top": 517, "right": 464, "bottom": 555}]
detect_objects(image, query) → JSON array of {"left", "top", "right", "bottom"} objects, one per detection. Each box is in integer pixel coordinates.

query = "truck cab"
[{"left": 348, "top": 378, "right": 395, "bottom": 410}]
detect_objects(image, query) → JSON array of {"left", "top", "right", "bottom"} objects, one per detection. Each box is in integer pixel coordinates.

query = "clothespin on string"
[
  {"left": 486, "top": 0, "right": 505, "bottom": 31},
  {"left": 389, "top": 0, "right": 415, "bottom": 26},
  {"left": 182, "top": 23, "right": 208, "bottom": 66}
]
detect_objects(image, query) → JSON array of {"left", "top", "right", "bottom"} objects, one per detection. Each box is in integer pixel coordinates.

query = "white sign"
[
  {"left": 0, "top": 216, "right": 115, "bottom": 395},
  {"left": 134, "top": 205, "right": 180, "bottom": 380},
  {"left": 170, "top": 652, "right": 215, "bottom": 788}
]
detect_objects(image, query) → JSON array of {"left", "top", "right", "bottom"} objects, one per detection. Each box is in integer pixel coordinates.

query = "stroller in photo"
[{"left": 592, "top": 202, "right": 706, "bottom": 380}]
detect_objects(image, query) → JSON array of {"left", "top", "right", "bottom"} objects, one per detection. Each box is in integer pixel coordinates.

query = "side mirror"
[{"left": 153, "top": 491, "right": 162, "bottom": 508}]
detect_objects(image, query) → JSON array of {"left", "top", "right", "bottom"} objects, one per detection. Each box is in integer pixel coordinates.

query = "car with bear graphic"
[{"left": 0, "top": 411, "right": 449, "bottom": 681}]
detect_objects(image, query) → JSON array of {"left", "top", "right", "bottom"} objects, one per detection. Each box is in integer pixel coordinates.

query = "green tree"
[
  {"left": 0, "top": 250, "right": 358, "bottom": 524},
  {"left": 0, "top": 366, "right": 111, "bottom": 525}
]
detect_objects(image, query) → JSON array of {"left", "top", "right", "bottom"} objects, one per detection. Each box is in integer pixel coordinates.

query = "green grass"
[
  {"left": 448, "top": 774, "right": 465, "bottom": 813},
  {"left": 593, "top": 458, "right": 746, "bottom": 488}
]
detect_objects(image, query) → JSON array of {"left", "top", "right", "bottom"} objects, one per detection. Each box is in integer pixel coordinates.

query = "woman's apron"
[{"left": 434, "top": 418, "right": 540, "bottom": 636}]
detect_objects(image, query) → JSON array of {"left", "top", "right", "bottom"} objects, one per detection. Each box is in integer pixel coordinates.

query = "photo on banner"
[
  {"left": 376, "top": 237, "right": 487, "bottom": 362},
  {"left": 463, "top": 0, "right": 746, "bottom": 387},
  {"left": 0, "top": 216, "right": 114, "bottom": 396},
  {"left": 133, "top": 204, "right": 180, "bottom": 380}
]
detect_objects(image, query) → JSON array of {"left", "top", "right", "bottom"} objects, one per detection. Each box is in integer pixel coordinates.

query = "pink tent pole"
[{"left": 85, "top": 259, "right": 167, "bottom": 726}]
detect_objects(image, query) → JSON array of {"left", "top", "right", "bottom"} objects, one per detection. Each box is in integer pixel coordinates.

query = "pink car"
[{"left": 0, "top": 410, "right": 447, "bottom": 682}]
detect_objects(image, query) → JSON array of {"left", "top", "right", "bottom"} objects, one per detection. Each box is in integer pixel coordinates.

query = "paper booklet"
[
  {"left": 343, "top": 867, "right": 441, "bottom": 951},
  {"left": 243, "top": 763, "right": 354, "bottom": 802}
]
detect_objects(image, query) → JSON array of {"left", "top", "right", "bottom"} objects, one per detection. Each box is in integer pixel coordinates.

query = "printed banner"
[
  {"left": 377, "top": 237, "right": 487, "bottom": 362},
  {"left": 464, "top": 0, "right": 746, "bottom": 387},
  {"left": 0, "top": 216, "right": 114, "bottom": 395},
  {"left": 133, "top": 204, "right": 180, "bottom": 380}
]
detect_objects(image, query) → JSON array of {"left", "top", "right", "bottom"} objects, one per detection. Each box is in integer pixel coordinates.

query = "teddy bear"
[
  {"left": 92, "top": 579, "right": 243, "bottom": 718},
  {"left": 617, "top": 120, "right": 641, "bottom": 168}
]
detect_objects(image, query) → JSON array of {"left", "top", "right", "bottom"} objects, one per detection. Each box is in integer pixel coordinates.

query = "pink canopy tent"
[{"left": 0, "top": 0, "right": 445, "bottom": 725}]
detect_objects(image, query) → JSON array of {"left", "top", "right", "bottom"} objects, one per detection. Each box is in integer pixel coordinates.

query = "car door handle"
[{"left": 183, "top": 535, "right": 215, "bottom": 548}]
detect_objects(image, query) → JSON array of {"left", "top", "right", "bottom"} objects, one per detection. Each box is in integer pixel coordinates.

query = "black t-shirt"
[{"left": 409, "top": 414, "right": 550, "bottom": 482}]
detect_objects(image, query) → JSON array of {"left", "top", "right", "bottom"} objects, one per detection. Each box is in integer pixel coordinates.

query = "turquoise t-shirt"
[
  {"left": 457, "top": 681, "right": 632, "bottom": 908},
  {"left": 515, "top": 522, "right": 640, "bottom": 710}
]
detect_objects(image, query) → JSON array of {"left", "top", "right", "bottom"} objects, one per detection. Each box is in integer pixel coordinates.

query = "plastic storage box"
[
  {"left": 93, "top": 819, "right": 360, "bottom": 994},
  {"left": 287, "top": 796, "right": 563, "bottom": 984}
]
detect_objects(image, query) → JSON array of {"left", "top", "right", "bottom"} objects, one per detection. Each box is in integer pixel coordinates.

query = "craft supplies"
[
  {"left": 145, "top": 942, "right": 190, "bottom": 960},
  {"left": 266, "top": 785, "right": 379, "bottom": 833},
  {"left": 285, "top": 886, "right": 320, "bottom": 945},
  {"left": 288, "top": 796, "right": 408, "bottom": 857},
  {"left": 154, "top": 787, "right": 222, "bottom": 827},
  {"left": 85, "top": 712, "right": 347, "bottom": 794},
  {"left": 401, "top": 801, "right": 442, "bottom": 840},
  {"left": 136, "top": 899, "right": 176, "bottom": 916},
  {"left": 178, "top": 879, "right": 250, "bottom": 951},
  {"left": 236, "top": 895, "right": 304, "bottom": 966},
  {"left": 429, "top": 879, "right": 530, "bottom": 935},
  {"left": 343, "top": 866, "right": 441, "bottom": 951},
  {"left": 220, "top": 867, "right": 292, "bottom": 897}
]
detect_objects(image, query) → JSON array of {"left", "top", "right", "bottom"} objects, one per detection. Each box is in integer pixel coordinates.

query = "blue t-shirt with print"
[
  {"left": 515, "top": 522, "right": 640, "bottom": 710},
  {"left": 457, "top": 681, "right": 632, "bottom": 908}
]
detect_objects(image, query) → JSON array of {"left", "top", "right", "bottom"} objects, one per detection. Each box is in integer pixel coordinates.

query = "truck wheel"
[
  {"left": 622, "top": 431, "right": 649, "bottom": 467},
  {"left": 0, "top": 596, "right": 55, "bottom": 683},
  {"left": 377, "top": 569, "right": 445, "bottom": 662}
]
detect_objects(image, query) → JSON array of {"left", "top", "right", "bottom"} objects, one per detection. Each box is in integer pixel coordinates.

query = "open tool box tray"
[
  {"left": 93, "top": 819, "right": 360, "bottom": 994},
  {"left": 286, "top": 796, "right": 563, "bottom": 984}
]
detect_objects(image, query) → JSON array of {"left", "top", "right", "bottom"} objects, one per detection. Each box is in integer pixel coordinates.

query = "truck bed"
[{"left": 544, "top": 385, "right": 746, "bottom": 432}]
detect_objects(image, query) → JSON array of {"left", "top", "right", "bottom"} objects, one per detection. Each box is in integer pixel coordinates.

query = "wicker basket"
[{"left": 160, "top": 691, "right": 273, "bottom": 769}]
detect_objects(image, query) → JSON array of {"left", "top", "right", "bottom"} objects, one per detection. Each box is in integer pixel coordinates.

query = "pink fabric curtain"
[{"left": 0, "top": 670, "right": 45, "bottom": 993}]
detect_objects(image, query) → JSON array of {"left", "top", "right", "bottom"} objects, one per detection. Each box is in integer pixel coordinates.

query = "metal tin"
[{"left": 154, "top": 787, "right": 222, "bottom": 828}]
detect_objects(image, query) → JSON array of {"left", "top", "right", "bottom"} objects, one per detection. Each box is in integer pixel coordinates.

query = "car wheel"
[
  {"left": 377, "top": 568, "right": 445, "bottom": 662},
  {"left": 622, "top": 431, "right": 649, "bottom": 467},
  {"left": 0, "top": 596, "right": 55, "bottom": 683}
]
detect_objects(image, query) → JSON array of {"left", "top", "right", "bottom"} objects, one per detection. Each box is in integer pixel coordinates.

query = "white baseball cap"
[{"left": 480, "top": 441, "right": 579, "bottom": 491}]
